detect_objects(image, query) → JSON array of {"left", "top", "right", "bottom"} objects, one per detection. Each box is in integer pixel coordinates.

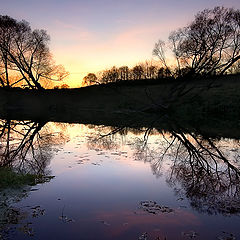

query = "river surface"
[{"left": 0, "top": 120, "right": 240, "bottom": 240}]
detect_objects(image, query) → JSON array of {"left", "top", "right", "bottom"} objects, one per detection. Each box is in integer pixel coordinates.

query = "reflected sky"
[
  {"left": 1, "top": 122, "right": 239, "bottom": 239},
  {"left": 1, "top": 0, "right": 240, "bottom": 87}
]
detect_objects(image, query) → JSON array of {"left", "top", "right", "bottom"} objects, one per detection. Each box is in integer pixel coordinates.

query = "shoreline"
[{"left": 0, "top": 75, "right": 240, "bottom": 138}]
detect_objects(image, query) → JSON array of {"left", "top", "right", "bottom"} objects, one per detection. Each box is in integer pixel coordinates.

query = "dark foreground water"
[{"left": 0, "top": 120, "right": 240, "bottom": 240}]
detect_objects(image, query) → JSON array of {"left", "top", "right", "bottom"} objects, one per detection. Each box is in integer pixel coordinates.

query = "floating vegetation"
[
  {"left": 138, "top": 201, "right": 174, "bottom": 214},
  {"left": 0, "top": 168, "right": 54, "bottom": 239},
  {"left": 77, "top": 160, "right": 84, "bottom": 164},
  {"left": 31, "top": 206, "right": 45, "bottom": 218},
  {"left": 91, "top": 162, "right": 100, "bottom": 166},
  {"left": 58, "top": 203, "right": 75, "bottom": 223},
  {"left": 0, "top": 191, "right": 46, "bottom": 239},
  {"left": 217, "top": 231, "right": 236, "bottom": 240},
  {"left": 19, "top": 222, "right": 34, "bottom": 236},
  {"left": 138, "top": 232, "right": 148, "bottom": 240},
  {"left": 99, "top": 220, "right": 110, "bottom": 226},
  {"left": 59, "top": 215, "right": 75, "bottom": 223},
  {"left": 182, "top": 231, "right": 198, "bottom": 239},
  {"left": 110, "top": 152, "right": 121, "bottom": 155}
]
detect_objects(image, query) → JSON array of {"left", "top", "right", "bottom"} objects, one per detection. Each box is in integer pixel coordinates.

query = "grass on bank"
[{"left": 0, "top": 168, "right": 54, "bottom": 189}]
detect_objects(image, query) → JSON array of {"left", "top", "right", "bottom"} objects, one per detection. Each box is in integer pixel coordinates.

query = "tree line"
[{"left": 82, "top": 62, "right": 172, "bottom": 86}]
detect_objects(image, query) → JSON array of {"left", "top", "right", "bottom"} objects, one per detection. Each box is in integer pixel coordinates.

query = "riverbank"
[{"left": 0, "top": 74, "right": 239, "bottom": 126}]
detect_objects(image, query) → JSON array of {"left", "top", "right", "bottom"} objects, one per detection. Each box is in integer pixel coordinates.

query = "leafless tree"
[
  {"left": 100, "top": 66, "right": 119, "bottom": 84},
  {"left": 132, "top": 65, "right": 144, "bottom": 80},
  {"left": 153, "top": 40, "right": 170, "bottom": 72},
  {"left": 154, "top": 6, "right": 240, "bottom": 77},
  {"left": 82, "top": 73, "right": 98, "bottom": 86},
  {"left": 0, "top": 15, "right": 68, "bottom": 89},
  {"left": 118, "top": 66, "right": 129, "bottom": 81}
]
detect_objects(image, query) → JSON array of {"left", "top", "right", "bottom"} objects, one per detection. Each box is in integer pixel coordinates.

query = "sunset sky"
[{"left": 2, "top": 0, "right": 240, "bottom": 87}]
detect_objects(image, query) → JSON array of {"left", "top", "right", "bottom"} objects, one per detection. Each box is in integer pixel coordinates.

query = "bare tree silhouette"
[
  {"left": 0, "top": 15, "right": 68, "bottom": 89},
  {"left": 154, "top": 6, "right": 240, "bottom": 77}
]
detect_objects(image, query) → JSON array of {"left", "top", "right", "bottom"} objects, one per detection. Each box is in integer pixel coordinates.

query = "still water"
[{"left": 0, "top": 120, "right": 240, "bottom": 240}]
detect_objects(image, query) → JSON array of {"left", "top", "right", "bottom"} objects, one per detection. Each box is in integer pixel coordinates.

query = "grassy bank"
[
  {"left": 0, "top": 168, "right": 40, "bottom": 188},
  {"left": 0, "top": 168, "right": 54, "bottom": 189},
  {"left": 0, "top": 74, "right": 240, "bottom": 123},
  {"left": 0, "top": 168, "right": 36, "bottom": 188}
]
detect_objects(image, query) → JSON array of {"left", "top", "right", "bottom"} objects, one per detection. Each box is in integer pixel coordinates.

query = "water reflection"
[
  {"left": 165, "top": 130, "right": 240, "bottom": 215},
  {"left": 88, "top": 123, "right": 240, "bottom": 216},
  {"left": 0, "top": 119, "right": 68, "bottom": 174},
  {"left": 0, "top": 120, "right": 69, "bottom": 238},
  {"left": 0, "top": 120, "right": 240, "bottom": 239}
]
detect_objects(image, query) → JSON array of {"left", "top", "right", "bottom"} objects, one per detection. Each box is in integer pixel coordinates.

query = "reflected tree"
[
  {"left": 90, "top": 121, "right": 240, "bottom": 215},
  {"left": 165, "top": 129, "right": 240, "bottom": 214},
  {"left": 153, "top": 123, "right": 240, "bottom": 215},
  {"left": 86, "top": 126, "right": 124, "bottom": 151},
  {"left": 0, "top": 120, "right": 68, "bottom": 175},
  {"left": 151, "top": 127, "right": 240, "bottom": 214},
  {"left": 86, "top": 125, "right": 146, "bottom": 151},
  {"left": 0, "top": 120, "right": 69, "bottom": 238}
]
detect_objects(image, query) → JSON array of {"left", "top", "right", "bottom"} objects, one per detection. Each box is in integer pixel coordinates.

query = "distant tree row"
[
  {"left": 82, "top": 61, "right": 172, "bottom": 86},
  {"left": 0, "top": 15, "right": 68, "bottom": 90}
]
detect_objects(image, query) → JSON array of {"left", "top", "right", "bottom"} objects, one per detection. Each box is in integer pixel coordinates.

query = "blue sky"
[{"left": 1, "top": 0, "right": 240, "bottom": 86}]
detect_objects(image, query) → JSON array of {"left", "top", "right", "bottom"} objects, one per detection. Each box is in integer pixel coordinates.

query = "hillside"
[{"left": 0, "top": 74, "right": 240, "bottom": 124}]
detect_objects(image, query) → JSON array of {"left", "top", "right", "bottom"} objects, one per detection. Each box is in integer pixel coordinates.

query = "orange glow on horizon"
[
  {"left": 56, "top": 54, "right": 178, "bottom": 88},
  {"left": 55, "top": 58, "right": 157, "bottom": 88},
  {"left": 50, "top": 21, "right": 183, "bottom": 88}
]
